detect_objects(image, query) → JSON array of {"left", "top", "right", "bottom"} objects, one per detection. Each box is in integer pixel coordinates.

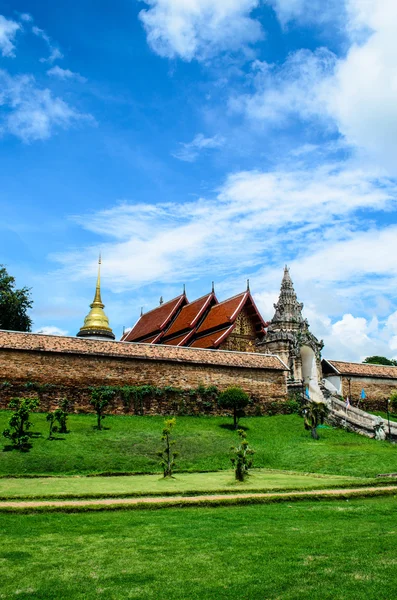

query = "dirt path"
[{"left": 0, "top": 486, "right": 396, "bottom": 511}]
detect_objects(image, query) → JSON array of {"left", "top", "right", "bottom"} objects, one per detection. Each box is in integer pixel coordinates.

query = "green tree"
[
  {"left": 46, "top": 412, "right": 58, "bottom": 440},
  {"left": 90, "top": 387, "right": 115, "bottom": 430},
  {"left": 218, "top": 387, "right": 250, "bottom": 429},
  {"left": 363, "top": 356, "right": 397, "bottom": 366},
  {"left": 3, "top": 397, "right": 39, "bottom": 449},
  {"left": 157, "top": 418, "right": 178, "bottom": 478},
  {"left": 57, "top": 399, "right": 71, "bottom": 433},
  {"left": 46, "top": 401, "right": 70, "bottom": 439},
  {"left": 231, "top": 429, "right": 255, "bottom": 482},
  {"left": 303, "top": 401, "right": 328, "bottom": 440},
  {"left": 0, "top": 265, "right": 33, "bottom": 332}
]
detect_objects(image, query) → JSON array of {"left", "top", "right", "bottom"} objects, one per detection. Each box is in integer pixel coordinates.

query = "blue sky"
[{"left": 1, "top": 0, "right": 397, "bottom": 360}]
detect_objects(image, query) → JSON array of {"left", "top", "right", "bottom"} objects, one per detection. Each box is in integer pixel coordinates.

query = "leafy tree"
[
  {"left": 57, "top": 399, "right": 71, "bottom": 433},
  {"left": 303, "top": 401, "right": 328, "bottom": 440},
  {"left": 231, "top": 429, "right": 255, "bottom": 482},
  {"left": 3, "top": 397, "right": 39, "bottom": 449},
  {"left": 363, "top": 356, "right": 397, "bottom": 366},
  {"left": 90, "top": 386, "right": 115, "bottom": 430},
  {"left": 0, "top": 265, "right": 33, "bottom": 332},
  {"left": 46, "top": 412, "right": 58, "bottom": 440},
  {"left": 157, "top": 418, "right": 178, "bottom": 478},
  {"left": 218, "top": 387, "right": 250, "bottom": 429},
  {"left": 46, "top": 401, "right": 70, "bottom": 439}
]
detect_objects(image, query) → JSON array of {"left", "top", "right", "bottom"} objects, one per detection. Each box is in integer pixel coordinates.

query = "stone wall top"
[
  {"left": 0, "top": 330, "right": 288, "bottom": 371},
  {"left": 323, "top": 358, "right": 397, "bottom": 380}
]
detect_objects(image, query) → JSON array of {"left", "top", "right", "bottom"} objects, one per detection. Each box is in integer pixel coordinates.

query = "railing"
[{"left": 327, "top": 395, "right": 397, "bottom": 441}]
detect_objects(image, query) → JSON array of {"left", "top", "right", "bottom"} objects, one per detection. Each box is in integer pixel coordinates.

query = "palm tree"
[{"left": 303, "top": 401, "right": 328, "bottom": 440}]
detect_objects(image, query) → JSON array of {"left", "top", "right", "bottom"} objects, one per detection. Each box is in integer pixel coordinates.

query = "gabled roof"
[
  {"left": 121, "top": 294, "right": 187, "bottom": 343},
  {"left": 162, "top": 292, "right": 218, "bottom": 343},
  {"left": 194, "top": 291, "right": 266, "bottom": 348},
  {"left": 322, "top": 359, "right": 397, "bottom": 380},
  {"left": 190, "top": 325, "right": 234, "bottom": 349}
]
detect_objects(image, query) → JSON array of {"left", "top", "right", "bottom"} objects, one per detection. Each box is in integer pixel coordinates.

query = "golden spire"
[{"left": 77, "top": 255, "right": 115, "bottom": 340}]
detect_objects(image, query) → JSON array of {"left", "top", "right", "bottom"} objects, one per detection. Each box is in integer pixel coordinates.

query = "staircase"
[{"left": 325, "top": 393, "right": 397, "bottom": 441}]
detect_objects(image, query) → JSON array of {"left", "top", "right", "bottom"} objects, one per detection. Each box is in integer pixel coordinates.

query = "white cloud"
[
  {"left": 173, "top": 133, "right": 225, "bottom": 162},
  {"left": 32, "top": 25, "right": 64, "bottom": 64},
  {"left": 47, "top": 66, "right": 87, "bottom": 83},
  {"left": 231, "top": 1, "right": 397, "bottom": 176},
  {"left": 34, "top": 326, "right": 68, "bottom": 336},
  {"left": 139, "top": 0, "right": 263, "bottom": 61},
  {"left": 267, "top": 0, "right": 342, "bottom": 27},
  {"left": 230, "top": 47, "right": 336, "bottom": 125},
  {"left": 325, "top": 0, "right": 397, "bottom": 174},
  {"left": 0, "top": 15, "right": 20, "bottom": 57},
  {"left": 0, "top": 70, "right": 93, "bottom": 142},
  {"left": 19, "top": 13, "right": 33, "bottom": 23},
  {"left": 54, "top": 162, "right": 397, "bottom": 291}
]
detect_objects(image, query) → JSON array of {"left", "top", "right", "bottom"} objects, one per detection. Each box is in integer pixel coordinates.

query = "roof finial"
[
  {"left": 183, "top": 283, "right": 186, "bottom": 295},
  {"left": 212, "top": 281, "right": 215, "bottom": 293},
  {"left": 247, "top": 278, "right": 250, "bottom": 292},
  {"left": 159, "top": 296, "right": 163, "bottom": 305},
  {"left": 140, "top": 306, "right": 144, "bottom": 317}
]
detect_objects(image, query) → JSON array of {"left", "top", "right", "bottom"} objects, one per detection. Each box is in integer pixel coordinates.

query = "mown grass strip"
[
  {"left": 1, "top": 478, "right": 393, "bottom": 502},
  {"left": 0, "top": 486, "right": 395, "bottom": 513}
]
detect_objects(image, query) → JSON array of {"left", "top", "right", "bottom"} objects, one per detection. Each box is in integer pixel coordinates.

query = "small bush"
[
  {"left": 90, "top": 386, "right": 116, "bottom": 430},
  {"left": 157, "top": 418, "right": 178, "bottom": 478},
  {"left": 231, "top": 429, "right": 255, "bottom": 481},
  {"left": 3, "top": 397, "right": 39, "bottom": 450},
  {"left": 218, "top": 387, "right": 250, "bottom": 429}
]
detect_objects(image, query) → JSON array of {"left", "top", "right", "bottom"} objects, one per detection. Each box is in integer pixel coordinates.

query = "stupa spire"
[
  {"left": 77, "top": 255, "right": 115, "bottom": 340},
  {"left": 271, "top": 265, "right": 304, "bottom": 325}
]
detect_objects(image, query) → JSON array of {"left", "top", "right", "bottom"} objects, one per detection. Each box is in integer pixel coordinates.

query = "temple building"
[
  {"left": 77, "top": 256, "right": 115, "bottom": 341},
  {"left": 121, "top": 284, "right": 267, "bottom": 352},
  {"left": 257, "top": 267, "right": 324, "bottom": 400}
]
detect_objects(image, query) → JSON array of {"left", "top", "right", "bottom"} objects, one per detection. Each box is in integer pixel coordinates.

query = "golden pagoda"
[{"left": 77, "top": 256, "right": 115, "bottom": 340}]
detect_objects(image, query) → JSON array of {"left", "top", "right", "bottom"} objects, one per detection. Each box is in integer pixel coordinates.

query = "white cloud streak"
[
  {"left": 172, "top": 133, "right": 225, "bottom": 162},
  {"left": 0, "top": 15, "right": 20, "bottom": 57},
  {"left": 0, "top": 70, "right": 92, "bottom": 142},
  {"left": 55, "top": 162, "right": 397, "bottom": 293},
  {"left": 32, "top": 25, "right": 64, "bottom": 64},
  {"left": 34, "top": 326, "right": 69, "bottom": 336},
  {"left": 139, "top": 0, "right": 263, "bottom": 61},
  {"left": 47, "top": 66, "right": 87, "bottom": 83}
]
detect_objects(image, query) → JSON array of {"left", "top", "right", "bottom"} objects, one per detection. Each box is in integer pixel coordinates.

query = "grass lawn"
[
  {"left": 0, "top": 496, "right": 396, "bottom": 599},
  {"left": 0, "top": 470, "right": 361, "bottom": 500},
  {"left": 0, "top": 412, "right": 396, "bottom": 478}
]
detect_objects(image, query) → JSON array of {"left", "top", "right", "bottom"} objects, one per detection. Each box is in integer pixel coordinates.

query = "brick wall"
[
  {"left": 341, "top": 376, "right": 397, "bottom": 411},
  {"left": 0, "top": 331, "right": 288, "bottom": 415}
]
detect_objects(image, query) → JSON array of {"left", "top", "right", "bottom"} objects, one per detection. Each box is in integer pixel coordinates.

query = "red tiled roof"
[
  {"left": 196, "top": 291, "right": 265, "bottom": 336},
  {"left": 323, "top": 359, "right": 397, "bottom": 379},
  {"left": 163, "top": 293, "right": 217, "bottom": 340},
  {"left": 162, "top": 331, "right": 195, "bottom": 346},
  {"left": 122, "top": 295, "right": 187, "bottom": 342},
  {"left": 190, "top": 325, "right": 235, "bottom": 349},
  {"left": 0, "top": 330, "right": 288, "bottom": 370}
]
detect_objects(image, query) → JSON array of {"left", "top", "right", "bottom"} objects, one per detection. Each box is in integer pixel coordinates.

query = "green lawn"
[
  {"left": 0, "top": 470, "right": 360, "bottom": 500},
  {"left": 0, "top": 496, "right": 396, "bottom": 599},
  {"left": 0, "top": 412, "right": 396, "bottom": 478}
]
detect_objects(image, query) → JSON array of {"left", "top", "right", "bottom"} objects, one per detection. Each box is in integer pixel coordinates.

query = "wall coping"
[{"left": 0, "top": 330, "right": 289, "bottom": 371}]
